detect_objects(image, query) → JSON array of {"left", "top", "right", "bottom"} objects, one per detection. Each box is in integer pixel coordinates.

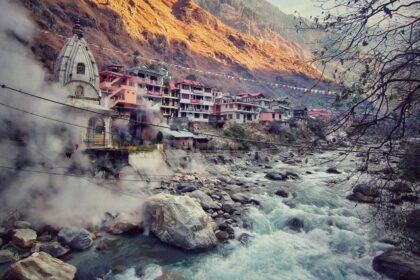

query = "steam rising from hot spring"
[{"left": 0, "top": 0, "right": 146, "bottom": 228}]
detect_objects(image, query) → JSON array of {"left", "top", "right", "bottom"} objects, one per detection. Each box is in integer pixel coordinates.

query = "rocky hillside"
[{"left": 20, "top": 0, "right": 330, "bottom": 97}]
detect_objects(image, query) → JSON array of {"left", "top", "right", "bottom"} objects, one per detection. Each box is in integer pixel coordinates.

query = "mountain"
[
  {"left": 20, "top": 0, "right": 331, "bottom": 100},
  {"left": 195, "top": 0, "right": 319, "bottom": 56}
]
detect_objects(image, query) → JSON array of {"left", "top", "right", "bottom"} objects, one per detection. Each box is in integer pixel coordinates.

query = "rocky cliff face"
[{"left": 20, "top": 0, "right": 325, "bottom": 96}]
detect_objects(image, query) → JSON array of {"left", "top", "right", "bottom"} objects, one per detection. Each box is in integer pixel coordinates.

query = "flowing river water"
[{"left": 67, "top": 150, "right": 392, "bottom": 280}]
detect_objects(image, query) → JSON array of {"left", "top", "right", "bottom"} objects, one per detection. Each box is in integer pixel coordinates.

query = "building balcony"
[
  {"left": 161, "top": 104, "right": 178, "bottom": 109},
  {"left": 162, "top": 94, "right": 179, "bottom": 99},
  {"left": 179, "top": 108, "right": 211, "bottom": 113},
  {"left": 147, "top": 91, "right": 163, "bottom": 97}
]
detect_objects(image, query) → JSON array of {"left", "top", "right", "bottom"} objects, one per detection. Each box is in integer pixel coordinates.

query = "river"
[{"left": 68, "top": 150, "right": 392, "bottom": 280}]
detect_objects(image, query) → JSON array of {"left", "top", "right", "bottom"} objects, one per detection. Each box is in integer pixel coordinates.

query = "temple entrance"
[{"left": 88, "top": 117, "right": 106, "bottom": 146}]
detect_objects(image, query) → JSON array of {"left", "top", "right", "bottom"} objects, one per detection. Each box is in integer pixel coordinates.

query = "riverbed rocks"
[
  {"left": 13, "top": 221, "right": 32, "bottom": 229},
  {"left": 104, "top": 213, "right": 142, "bottom": 235},
  {"left": 10, "top": 252, "right": 77, "bottom": 280},
  {"left": 0, "top": 249, "right": 18, "bottom": 264},
  {"left": 57, "top": 226, "right": 93, "bottom": 251},
  {"left": 177, "top": 181, "right": 203, "bottom": 193},
  {"left": 144, "top": 193, "right": 218, "bottom": 250},
  {"left": 286, "top": 218, "right": 304, "bottom": 232},
  {"left": 346, "top": 183, "right": 380, "bottom": 204},
  {"left": 388, "top": 182, "right": 413, "bottom": 194},
  {"left": 326, "top": 167, "right": 341, "bottom": 174},
  {"left": 12, "top": 229, "right": 37, "bottom": 248},
  {"left": 275, "top": 189, "right": 289, "bottom": 198},
  {"left": 265, "top": 171, "right": 299, "bottom": 181},
  {"left": 39, "top": 241, "right": 70, "bottom": 258},
  {"left": 373, "top": 250, "right": 420, "bottom": 280},
  {"left": 187, "top": 190, "right": 220, "bottom": 210}
]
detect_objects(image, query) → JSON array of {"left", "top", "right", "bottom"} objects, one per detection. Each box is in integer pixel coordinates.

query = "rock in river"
[
  {"left": 10, "top": 252, "right": 76, "bottom": 280},
  {"left": 326, "top": 167, "right": 341, "bottom": 174},
  {"left": 39, "top": 241, "right": 70, "bottom": 258},
  {"left": 373, "top": 250, "right": 420, "bottom": 280},
  {"left": 57, "top": 226, "right": 93, "bottom": 251},
  {"left": 12, "top": 229, "right": 37, "bottom": 248},
  {"left": 187, "top": 190, "right": 220, "bottom": 210},
  {"left": 104, "top": 213, "right": 142, "bottom": 235},
  {"left": 0, "top": 249, "right": 18, "bottom": 264},
  {"left": 144, "top": 193, "right": 218, "bottom": 250},
  {"left": 177, "top": 181, "right": 204, "bottom": 193}
]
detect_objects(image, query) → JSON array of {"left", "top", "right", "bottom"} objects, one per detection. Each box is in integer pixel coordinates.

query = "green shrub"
[{"left": 224, "top": 123, "right": 248, "bottom": 140}]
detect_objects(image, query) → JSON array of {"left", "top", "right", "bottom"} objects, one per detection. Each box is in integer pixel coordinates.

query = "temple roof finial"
[{"left": 72, "top": 19, "right": 83, "bottom": 38}]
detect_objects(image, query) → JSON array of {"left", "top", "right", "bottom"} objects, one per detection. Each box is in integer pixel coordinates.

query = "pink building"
[
  {"left": 259, "top": 111, "right": 282, "bottom": 125},
  {"left": 308, "top": 108, "right": 331, "bottom": 120}
]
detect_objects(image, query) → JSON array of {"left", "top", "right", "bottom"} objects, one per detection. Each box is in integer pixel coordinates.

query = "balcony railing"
[
  {"left": 179, "top": 108, "right": 211, "bottom": 113},
  {"left": 147, "top": 91, "right": 163, "bottom": 97}
]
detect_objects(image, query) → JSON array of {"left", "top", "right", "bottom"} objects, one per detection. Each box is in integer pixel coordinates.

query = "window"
[
  {"left": 203, "top": 114, "right": 208, "bottom": 119},
  {"left": 194, "top": 113, "right": 200, "bottom": 119},
  {"left": 181, "top": 94, "right": 189, "bottom": 99},
  {"left": 138, "top": 73, "right": 145, "bottom": 78},
  {"left": 76, "top": 63, "right": 85, "bottom": 75},
  {"left": 229, "top": 104, "right": 233, "bottom": 109},
  {"left": 75, "top": 85, "right": 84, "bottom": 97},
  {"left": 236, "top": 113, "right": 240, "bottom": 119},
  {"left": 228, "top": 114, "right": 232, "bottom": 120},
  {"left": 181, "top": 112, "right": 187, "bottom": 117}
]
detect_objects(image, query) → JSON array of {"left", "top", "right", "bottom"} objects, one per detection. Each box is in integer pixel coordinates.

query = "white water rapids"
[{"left": 108, "top": 151, "right": 392, "bottom": 280}]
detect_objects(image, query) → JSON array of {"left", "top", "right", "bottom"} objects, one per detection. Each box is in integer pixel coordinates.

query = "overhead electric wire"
[{"left": 0, "top": 83, "right": 417, "bottom": 157}]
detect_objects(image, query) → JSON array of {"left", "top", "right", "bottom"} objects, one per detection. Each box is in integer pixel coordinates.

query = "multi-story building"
[
  {"left": 213, "top": 95, "right": 260, "bottom": 124},
  {"left": 99, "top": 67, "right": 161, "bottom": 145},
  {"left": 237, "top": 92, "right": 271, "bottom": 109},
  {"left": 125, "top": 66, "right": 179, "bottom": 120},
  {"left": 125, "top": 65, "right": 165, "bottom": 107},
  {"left": 177, "top": 80, "right": 215, "bottom": 122},
  {"left": 161, "top": 79, "right": 179, "bottom": 119}
]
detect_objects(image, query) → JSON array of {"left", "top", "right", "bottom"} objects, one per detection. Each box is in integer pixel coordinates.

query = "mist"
[{"left": 0, "top": 0, "right": 146, "bottom": 229}]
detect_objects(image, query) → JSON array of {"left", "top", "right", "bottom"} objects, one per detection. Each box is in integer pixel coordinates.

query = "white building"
[
  {"left": 177, "top": 80, "right": 215, "bottom": 122},
  {"left": 54, "top": 22, "right": 113, "bottom": 148},
  {"left": 214, "top": 95, "right": 260, "bottom": 124}
]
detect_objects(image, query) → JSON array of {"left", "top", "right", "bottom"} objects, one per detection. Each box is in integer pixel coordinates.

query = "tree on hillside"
[{"left": 301, "top": 0, "right": 419, "bottom": 159}]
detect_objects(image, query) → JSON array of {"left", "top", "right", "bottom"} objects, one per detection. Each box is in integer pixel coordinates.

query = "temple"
[{"left": 54, "top": 22, "right": 113, "bottom": 149}]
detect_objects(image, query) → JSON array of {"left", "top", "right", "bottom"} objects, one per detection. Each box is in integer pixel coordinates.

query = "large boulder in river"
[
  {"left": 373, "top": 250, "right": 420, "bottom": 280},
  {"left": 10, "top": 252, "right": 76, "bottom": 280},
  {"left": 57, "top": 226, "right": 93, "bottom": 251},
  {"left": 144, "top": 193, "right": 218, "bottom": 250},
  {"left": 12, "top": 229, "right": 37, "bottom": 248}
]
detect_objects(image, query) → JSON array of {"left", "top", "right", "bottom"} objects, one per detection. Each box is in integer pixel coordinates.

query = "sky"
[{"left": 266, "top": 0, "right": 322, "bottom": 17}]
